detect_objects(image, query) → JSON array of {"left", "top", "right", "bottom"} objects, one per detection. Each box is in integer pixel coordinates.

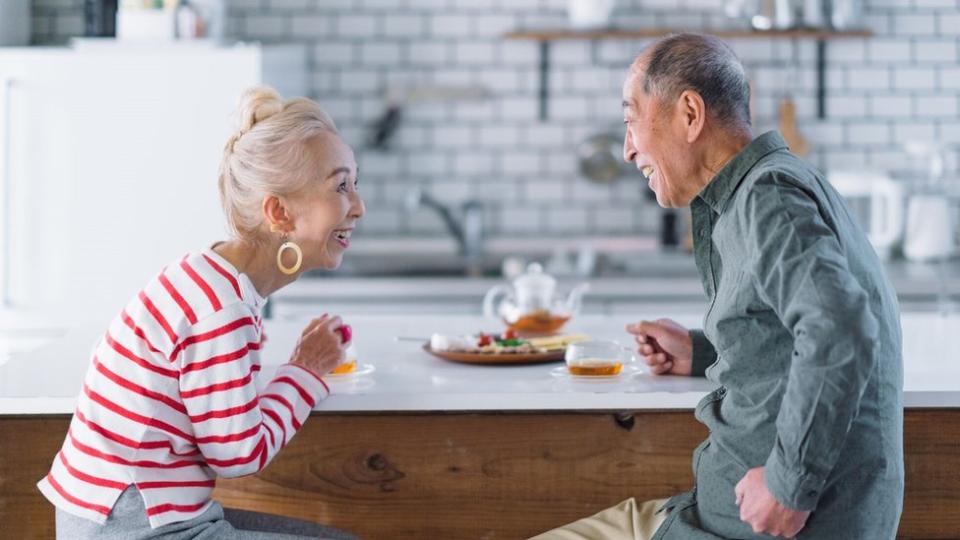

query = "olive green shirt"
[{"left": 653, "top": 132, "right": 904, "bottom": 540}]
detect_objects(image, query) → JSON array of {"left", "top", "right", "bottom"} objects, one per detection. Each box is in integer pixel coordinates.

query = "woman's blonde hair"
[{"left": 218, "top": 86, "right": 338, "bottom": 241}]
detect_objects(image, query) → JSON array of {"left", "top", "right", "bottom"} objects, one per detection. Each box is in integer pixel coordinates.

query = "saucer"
[
  {"left": 324, "top": 364, "right": 375, "bottom": 395},
  {"left": 549, "top": 364, "right": 641, "bottom": 381}
]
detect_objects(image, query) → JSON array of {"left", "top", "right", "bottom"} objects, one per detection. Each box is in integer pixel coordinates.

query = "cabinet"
[{"left": 0, "top": 43, "right": 306, "bottom": 325}]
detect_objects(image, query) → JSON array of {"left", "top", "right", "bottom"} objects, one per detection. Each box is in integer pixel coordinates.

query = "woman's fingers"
[{"left": 301, "top": 313, "right": 330, "bottom": 335}]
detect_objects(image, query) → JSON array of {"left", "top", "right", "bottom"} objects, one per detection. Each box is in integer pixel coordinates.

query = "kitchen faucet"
[{"left": 405, "top": 188, "right": 485, "bottom": 276}]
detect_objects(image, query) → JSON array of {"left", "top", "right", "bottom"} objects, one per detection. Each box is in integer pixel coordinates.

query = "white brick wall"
[{"left": 29, "top": 0, "right": 960, "bottom": 238}]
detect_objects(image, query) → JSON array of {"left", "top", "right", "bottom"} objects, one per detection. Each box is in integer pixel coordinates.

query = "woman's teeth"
[{"left": 334, "top": 230, "right": 351, "bottom": 241}]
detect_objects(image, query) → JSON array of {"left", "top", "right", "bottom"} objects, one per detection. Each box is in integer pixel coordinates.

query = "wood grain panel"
[{"left": 1, "top": 411, "right": 957, "bottom": 539}]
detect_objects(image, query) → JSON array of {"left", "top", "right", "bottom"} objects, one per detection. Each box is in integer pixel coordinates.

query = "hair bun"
[{"left": 236, "top": 86, "right": 284, "bottom": 132}]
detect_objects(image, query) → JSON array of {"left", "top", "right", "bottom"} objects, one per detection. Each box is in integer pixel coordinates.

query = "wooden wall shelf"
[
  {"left": 502, "top": 28, "right": 875, "bottom": 120},
  {"left": 504, "top": 28, "right": 874, "bottom": 41}
]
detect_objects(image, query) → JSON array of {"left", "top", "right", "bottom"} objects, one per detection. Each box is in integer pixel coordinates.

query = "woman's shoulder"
[{"left": 120, "top": 251, "right": 255, "bottom": 355}]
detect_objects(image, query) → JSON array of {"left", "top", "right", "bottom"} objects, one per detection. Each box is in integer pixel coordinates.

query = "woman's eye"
[{"left": 337, "top": 181, "right": 348, "bottom": 193}]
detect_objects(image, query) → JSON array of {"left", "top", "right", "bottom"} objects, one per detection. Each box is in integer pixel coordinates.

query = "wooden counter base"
[{"left": 2, "top": 410, "right": 957, "bottom": 539}]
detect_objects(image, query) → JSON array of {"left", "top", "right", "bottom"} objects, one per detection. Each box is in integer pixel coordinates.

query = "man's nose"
[{"left": 623, "top": 134, "right": 637, "bottom": 163}]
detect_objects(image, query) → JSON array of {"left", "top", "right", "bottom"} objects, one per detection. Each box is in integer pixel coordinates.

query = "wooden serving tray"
[{"left": 422, "top": 344, "right": 565, "bottom": 365}]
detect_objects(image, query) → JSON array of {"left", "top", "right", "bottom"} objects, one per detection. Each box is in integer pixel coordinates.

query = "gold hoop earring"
[{"left": 276, "top": 238, "right": 303, "bottom": 275}]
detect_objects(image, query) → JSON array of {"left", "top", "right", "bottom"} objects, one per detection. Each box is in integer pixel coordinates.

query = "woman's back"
[{"left": 38, "top": 248, "right": 327, "bottom": 528}]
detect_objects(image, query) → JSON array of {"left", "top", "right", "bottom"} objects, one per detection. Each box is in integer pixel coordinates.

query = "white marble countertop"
[{"left": 1, "top": 313, "right": 958, "bottom": 415}]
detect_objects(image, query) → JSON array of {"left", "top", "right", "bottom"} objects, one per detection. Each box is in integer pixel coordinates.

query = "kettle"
[
  {"left": 904, "top": 194, "right": 956, "bottom": 262},
  {"left": 482, "top": 263, "right": 589, "bottom": 335},
  {"left": 827, "top": 171, "right": 905, "bottom": 260},
  {"left": 901, "top": 141, "right": 957, "bottom": 262}
]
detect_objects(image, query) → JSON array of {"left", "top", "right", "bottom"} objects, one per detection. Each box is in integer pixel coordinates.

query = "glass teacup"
[{"left": 564, "top": 340, "right": 636, "bottom": 376}]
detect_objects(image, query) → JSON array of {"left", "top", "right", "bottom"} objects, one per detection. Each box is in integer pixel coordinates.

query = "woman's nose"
[{"left": 351, "top": 192, "right": 365, "bottom": 219}]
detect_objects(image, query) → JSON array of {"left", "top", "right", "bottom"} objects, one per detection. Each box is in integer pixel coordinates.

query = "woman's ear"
[{"left": 262, "top": 195, "right": 294, "bottom": 234}]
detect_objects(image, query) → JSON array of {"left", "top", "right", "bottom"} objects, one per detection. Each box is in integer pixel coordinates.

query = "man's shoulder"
[
  {"left": 742, "top": 149, "right": 821, "bottom": 192},
  {"left": 731, "top": 150, "right": 826, "bottom": 213}
]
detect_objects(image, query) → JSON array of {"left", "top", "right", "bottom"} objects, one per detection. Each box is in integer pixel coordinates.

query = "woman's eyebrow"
[{"left": 325, "top": 166, "right": 352, "bottom": 179}]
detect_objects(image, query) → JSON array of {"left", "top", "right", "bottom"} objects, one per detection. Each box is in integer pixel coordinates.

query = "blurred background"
[{"left": 2, "top": 0, "right": 959, "bottom": 324}]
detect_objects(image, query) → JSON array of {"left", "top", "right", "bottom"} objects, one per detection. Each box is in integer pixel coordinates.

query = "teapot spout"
[{"left": 565, "top": 283, "right": 590, "bottom": 314}]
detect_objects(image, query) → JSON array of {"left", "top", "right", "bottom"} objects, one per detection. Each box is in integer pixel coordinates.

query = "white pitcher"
[{"left": 828, "top": 171, "right": 905, "bottom": 260}]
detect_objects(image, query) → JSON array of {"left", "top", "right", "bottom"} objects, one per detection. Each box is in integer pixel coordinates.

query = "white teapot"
[{"left": 482, "top": 263, "right": 589, "bottom": 334}]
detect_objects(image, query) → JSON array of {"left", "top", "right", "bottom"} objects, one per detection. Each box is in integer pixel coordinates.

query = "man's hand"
[
  {"left": 735, "top": 467, "right": 811, "bottom": 538},
  {"left": 625, "top": 318, "right": 692, "bottom": 376}
]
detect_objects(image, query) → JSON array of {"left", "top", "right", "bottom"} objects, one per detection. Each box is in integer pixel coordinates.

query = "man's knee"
[{"left": 528, "top": 498, "right": 669, "bottom": 540}]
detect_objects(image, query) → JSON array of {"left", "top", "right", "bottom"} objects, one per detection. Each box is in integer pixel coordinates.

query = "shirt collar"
[
  {"left": 697, "top": 131, "right": 788, "bottom": 214},
  {"left": 203, "top": 246, "right": 268, "bottom": 310}
]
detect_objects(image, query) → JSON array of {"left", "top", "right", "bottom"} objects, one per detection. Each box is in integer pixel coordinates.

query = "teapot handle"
[
  {"left": 482, "top": 284, "right": 513, "bottom": 320},
  {"left": 565, "top": 282, "right": 591, "bottom": 314}
]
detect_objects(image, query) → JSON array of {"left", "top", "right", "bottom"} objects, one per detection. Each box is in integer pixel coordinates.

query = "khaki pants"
[{"left": 529, "top": 498, "right": 670, "bottom": 540}]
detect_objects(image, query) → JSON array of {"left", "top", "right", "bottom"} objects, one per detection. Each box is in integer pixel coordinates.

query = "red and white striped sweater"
[{"left": 37, "top": 248, "right": 329, "bottom": 528}]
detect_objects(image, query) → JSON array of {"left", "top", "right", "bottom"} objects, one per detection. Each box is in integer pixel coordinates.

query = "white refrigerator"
[{"left": 0, "top": 42, "right": 307, "bottom": 332}]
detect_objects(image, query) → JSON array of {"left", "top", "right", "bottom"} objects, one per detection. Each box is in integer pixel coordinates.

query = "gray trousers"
[{"left": 55, "top": 486, "right": 360, "bottom": 540}]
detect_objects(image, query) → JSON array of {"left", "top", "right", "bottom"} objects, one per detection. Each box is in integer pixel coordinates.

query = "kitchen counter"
[
  {"left": 3, "top": 313, "right": 958, "bottom": 539},
  {"left": 2, "top": 313, "right": 958, "bottom": 415}
]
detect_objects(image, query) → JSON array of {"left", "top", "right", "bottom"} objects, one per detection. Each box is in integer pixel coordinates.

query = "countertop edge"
[{"left": 2, "top": 389, "right": 956, "bottom": 415}]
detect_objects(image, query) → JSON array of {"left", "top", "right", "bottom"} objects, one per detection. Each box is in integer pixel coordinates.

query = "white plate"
[{"left": 549, "top": 364, "right": 642, "bottom": 381}]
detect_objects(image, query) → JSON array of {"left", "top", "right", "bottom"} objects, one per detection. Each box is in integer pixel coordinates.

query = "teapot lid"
[{"left": 513, "top": 262, "right": 556, "bottom": 292}]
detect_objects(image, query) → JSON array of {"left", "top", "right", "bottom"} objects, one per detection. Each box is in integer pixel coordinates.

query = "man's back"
[{"left": 667, "top": 132, "right": 903, "bottom": 540}]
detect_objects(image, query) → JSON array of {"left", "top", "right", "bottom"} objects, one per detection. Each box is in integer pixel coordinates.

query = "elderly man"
[{"left": 532, "top": 33, "right": 903, "bottom": 540}]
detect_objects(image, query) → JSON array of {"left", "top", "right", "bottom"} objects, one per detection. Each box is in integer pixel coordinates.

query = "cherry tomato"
[
  {"left": 334, "top": 324, "right": 352, "bottom": 344},
  {"left": 502, "top": 328, "right": 518, "bottom": 340},
  {"left": 477, "top": 334, "right": 493, "bottom": 347}
]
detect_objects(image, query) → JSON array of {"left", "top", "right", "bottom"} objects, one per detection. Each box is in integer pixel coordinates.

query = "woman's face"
[{"left": 283, "top": 132, "right": 364, "bottom": 271}]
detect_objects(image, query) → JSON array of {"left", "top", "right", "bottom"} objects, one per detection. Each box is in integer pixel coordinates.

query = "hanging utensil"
[
  {"left": 577, "top": 132, "right": 630, "bottom": 184},
  {"left": 779, "top": 40, "right": 809, "bottom": 157}
]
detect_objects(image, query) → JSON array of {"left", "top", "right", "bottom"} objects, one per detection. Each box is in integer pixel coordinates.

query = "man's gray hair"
[{"left": 637, "top": 33, "right": 751, "bottom": 127}]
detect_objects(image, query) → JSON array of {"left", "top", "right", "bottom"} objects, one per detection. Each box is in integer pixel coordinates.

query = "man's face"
[{"left": 622, "top": 71, "right": 696, "bottom": 208}]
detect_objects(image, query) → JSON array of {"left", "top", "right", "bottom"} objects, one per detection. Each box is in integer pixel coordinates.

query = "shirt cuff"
[
  {"left": 689, "top": 329, "right": 717, "bottom": 377},
  {"left": 764, "top": 448, "right": 825, "bottom": 512},
  {"left": 281, "top": 363, "right": 330, "bottom": 404}
]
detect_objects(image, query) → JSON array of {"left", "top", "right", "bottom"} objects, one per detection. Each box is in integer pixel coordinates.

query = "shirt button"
[{"left": 807, "top": 490, "right": 818, "bottom": 498}]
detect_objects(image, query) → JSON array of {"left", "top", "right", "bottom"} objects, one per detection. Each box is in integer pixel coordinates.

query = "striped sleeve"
[{"left": 176, "top": 303, "right": 328, "bottom": 478}]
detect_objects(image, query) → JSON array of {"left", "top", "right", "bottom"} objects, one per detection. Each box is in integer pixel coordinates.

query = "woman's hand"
[{"left": 289, "top": 314, "right": 350, "bottom": 376}]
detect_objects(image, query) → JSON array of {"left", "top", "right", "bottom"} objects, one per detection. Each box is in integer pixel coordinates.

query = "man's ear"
[
  {"left": 676, "top": 89, "right": 706, "bottom": 144},
  {"left": 262, "top": 195, "right": 294, "bottom": 234}
]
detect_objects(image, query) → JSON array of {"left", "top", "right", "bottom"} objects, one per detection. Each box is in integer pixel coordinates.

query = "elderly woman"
[{"left": 37, "top": 87, "right": 365, "bottom": 539}]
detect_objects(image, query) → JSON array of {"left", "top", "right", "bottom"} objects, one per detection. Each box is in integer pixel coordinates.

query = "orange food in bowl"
[
  {"left": 331, "top": 360, "right": 357, "bottom": 375},
  {"left": 508, "top": 309, "right": 571, "bottom": 335}
]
